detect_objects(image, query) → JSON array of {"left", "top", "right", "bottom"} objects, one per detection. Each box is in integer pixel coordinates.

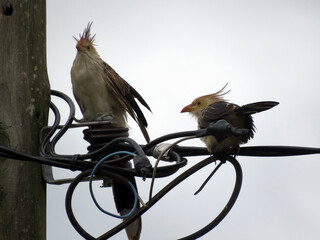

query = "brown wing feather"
[
  {"left": 102, "top": 61, "right": 151, "bottom": 142},
  {"left": 199, "top": 101, "right": 255, "bottom": 143},
  {"left": 199, "top": 101, "right": 239, "bottom": 129},
  {"left": 199, "top": 101, "right": 279, "bottom": 143}
]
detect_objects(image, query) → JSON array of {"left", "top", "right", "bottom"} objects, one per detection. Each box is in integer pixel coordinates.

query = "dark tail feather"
[
  {"left": 131, "top": 86, "right": 152, "bottom": 113},
  {"left": 129, "top": 97, "right": 149, "bottom": 127},
  {"left": 124, "top": 94, "right": 150, "bottom": 142},
  {"left": 113, "top": 175, "right": 142, "bottom": 240},
  {"left": 238, "top": 101, "right": 279, "bottom": 115},
  {"left": 138, "top": 119, "right": 150, "bottom": 143}
]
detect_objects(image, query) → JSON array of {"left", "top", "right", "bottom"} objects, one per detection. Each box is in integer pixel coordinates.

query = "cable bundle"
[{"left": 0, "top": 90, "right": 319, "bottom": 239}]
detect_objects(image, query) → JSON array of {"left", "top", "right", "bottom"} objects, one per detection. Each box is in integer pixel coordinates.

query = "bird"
[
  {"left": 71, "top": 22, "right": 149, "bottom": 240},
  {"left": 180, "top": 84, "right": 279, "bottom": 156},
  {"left": 71, "top": 22, "right": 151, "bottom": 142}
]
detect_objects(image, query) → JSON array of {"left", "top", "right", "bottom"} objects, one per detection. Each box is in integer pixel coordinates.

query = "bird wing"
[
  {"left": 102, "top": 61, "right": 151, "bottom": 142},
  {"left": 199, "top": 101, "right": 239, "bottom": 129},
  {"left": 200, "top": 100, "right": 279, "bottom": 138},
  {"left": 199, "top": 101, "right": 255, "bottom": 143}
]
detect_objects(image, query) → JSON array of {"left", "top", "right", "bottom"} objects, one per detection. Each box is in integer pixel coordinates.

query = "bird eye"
[
  {"left": 87, "top": 46, "right": 90, "bottom": 49},
  {"left": 197, "top": 101, "right": 201, "bottom": 105}
]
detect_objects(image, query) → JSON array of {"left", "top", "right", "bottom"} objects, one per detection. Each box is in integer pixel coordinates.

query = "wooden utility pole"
[{"left": 0, "top": 0, "right": 50, "bottom": 239}]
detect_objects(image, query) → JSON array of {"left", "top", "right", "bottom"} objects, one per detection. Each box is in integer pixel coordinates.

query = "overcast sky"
[{"left": 46, "top": 1, "right": 320, "bottom": 239}]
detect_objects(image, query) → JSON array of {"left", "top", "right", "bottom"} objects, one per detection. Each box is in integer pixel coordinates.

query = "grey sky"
[{"left": 47, "top": 1, "right": 320, "bottom": 239}]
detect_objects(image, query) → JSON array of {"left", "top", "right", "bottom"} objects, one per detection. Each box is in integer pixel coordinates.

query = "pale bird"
[
  {"left": 71, "top": 22, "right": 151, "bottom": 142},
  {"left": 71, "top": 22, "right": 148, "bottom": 240}
]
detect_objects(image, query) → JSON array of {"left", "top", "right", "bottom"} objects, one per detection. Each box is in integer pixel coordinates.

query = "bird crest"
[
  {"left": 73, "top": 22, "right": 96, "bottom": 45},
  {"left": 207, "top": 83, "right": 230, "bottom": 102},
  {"left": 193, "top": 83, "right": 230, "bottom": 108}
]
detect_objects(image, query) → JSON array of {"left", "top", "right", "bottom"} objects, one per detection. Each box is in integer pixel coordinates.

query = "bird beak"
[{"left": 180, "top": 104, "right": 192, "bottom": 113}]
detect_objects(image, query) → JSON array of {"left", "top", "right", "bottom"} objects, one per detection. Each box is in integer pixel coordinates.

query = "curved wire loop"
[
  {"left": 65, "top": 155, "right": 242, "bottom": 240},
  {"left": 178, "top": 156, "right": 242, "bottom": 240}
]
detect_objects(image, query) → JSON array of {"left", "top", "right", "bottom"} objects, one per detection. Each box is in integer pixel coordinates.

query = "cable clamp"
[
  {"left": 153, "top": 143, "right": 172, "bottom": 161},
  {"left": 70, "top": 154, "right": 80, "bottom": 171}
]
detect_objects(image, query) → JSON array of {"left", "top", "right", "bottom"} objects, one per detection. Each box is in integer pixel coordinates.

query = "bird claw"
[
  {"left": 94, "top": 113, "right": 116, "bottom": 122},
  {"left": 73, "top": 114, "right": 117, "bottom": 126}
]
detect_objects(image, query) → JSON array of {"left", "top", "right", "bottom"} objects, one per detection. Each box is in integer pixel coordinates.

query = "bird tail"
[
  {"left": 113, "top": 174, "right": 142, "bottom": 240},
  {"left": 237, "top": 101, "right": 279, "bottom": 115},
  {"left": 130, "top": 86, "right": 152, "bottom": 113},
  {"left": 138, "top": 119, "right": 150, "bottom": 143}
]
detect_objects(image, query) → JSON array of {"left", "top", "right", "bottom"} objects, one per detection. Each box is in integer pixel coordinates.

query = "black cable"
[
  {"left": 64, "top": 155, "right": 216, "bottom": 240},
  {"left": 84, "top": 137, "right": 146, "bottom": 163},
  {"left": 239, "top": 145, "right": 320, "bottom": 156},
  {"left": 40, "top": 98, "right": 190, "bottom": 178},
  {"left": 143, "top": 130, "right": 199, "bottom": 152},
  {"left": 95, "top": 155, "right": 242, "bottom": 240},
  {"left": 194, "top": 160, "right": 224, "bottom": 195},
  {"left": 178, "top": 156, "right": 242, "bottom": 240},
  {"left": 65, "top": 170, "right": 96, "bottom": 240},
  {"left": 65, "top": 169, "right": 135, "bottom": 240},
  {"left": 46, "top": 90, "right": 76, "bottom": 158},
  {"left": 1, "top": 143, "right": 144, "bottom": 176},
  {"left": 0, "top": 145, "right": 73, "bottom": 169},
  {"left": 173, "top": 145, "right": 320, "bottom": 158},
  {"left": 40, "top": 102, "right": 61, "bottom": 156}
]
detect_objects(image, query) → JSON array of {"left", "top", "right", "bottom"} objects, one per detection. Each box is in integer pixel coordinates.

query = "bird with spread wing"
[{"left": 181, "top": 84, "right": 279, "bottom": 156}]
